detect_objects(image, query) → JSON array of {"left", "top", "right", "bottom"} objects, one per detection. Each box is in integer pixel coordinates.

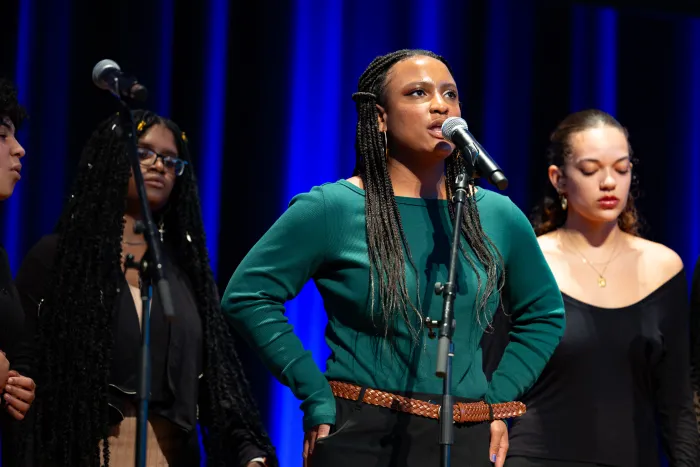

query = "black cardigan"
[
  {"left": 0, "top": 245, "right": 32, "bottom": 466},
  {"left": 15, "top": 234, "right": 267, "bottom": 466}
]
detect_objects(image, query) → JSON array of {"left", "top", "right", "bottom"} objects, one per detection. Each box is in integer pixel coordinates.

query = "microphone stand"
[
  {"left": 113, "top": 98, "right": 176, "bottom": 467},
  {"left": 425, "top": 170, "right": 470, "bottom": 467}
]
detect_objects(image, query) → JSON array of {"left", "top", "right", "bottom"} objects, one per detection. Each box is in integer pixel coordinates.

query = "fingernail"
[
  {"left": 490, "top": 454, "right": 496, "bottom": 462},
  {"left": 4, "top": 394, "right": 9, "bottom": 400},
  {"left": 8, "top": 378, "right": 14, "bottom": 384}
]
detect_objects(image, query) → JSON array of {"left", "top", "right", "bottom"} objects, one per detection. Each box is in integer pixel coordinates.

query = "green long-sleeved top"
[{"left": 222, "top": 180, "right": 565, "bottom": 430}]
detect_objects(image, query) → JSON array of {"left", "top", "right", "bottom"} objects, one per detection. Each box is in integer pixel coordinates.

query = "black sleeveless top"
[{"left": 508, "top": 271, "right": 699, "bottom": 466}]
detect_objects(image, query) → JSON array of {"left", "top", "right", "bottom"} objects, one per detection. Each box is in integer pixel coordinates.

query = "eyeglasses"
[{"left": 137, "top": 147, "right": 188, "bottom": 176}]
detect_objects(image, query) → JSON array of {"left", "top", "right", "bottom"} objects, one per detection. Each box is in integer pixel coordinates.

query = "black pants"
[
  {"left": 310, "top": 393, "right": 493, "bottom": 467},
  {"left": 506, "top": 457, "right": 611, "bottom": 467}
]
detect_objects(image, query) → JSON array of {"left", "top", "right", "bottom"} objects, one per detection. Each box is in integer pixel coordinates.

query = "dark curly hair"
[
  {"left": 32, "top": 110, "right": 276, "bottom": 466},
  {"left": 530, "top": 109, "right": 641, "bottom": 237},
  {"left": 351, "top": 49, "right": 504, "bottom": 334},
  {"left": 0, "top": 77, "right": 27, "bottom": 129}
]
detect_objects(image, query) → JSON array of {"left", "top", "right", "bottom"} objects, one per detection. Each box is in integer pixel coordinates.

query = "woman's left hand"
[
  {"left": 3, "top": 370, "right": 36, "bottom": 420},
  {"left": 488, "top": 419, "right": 508, "bottom": 466}
]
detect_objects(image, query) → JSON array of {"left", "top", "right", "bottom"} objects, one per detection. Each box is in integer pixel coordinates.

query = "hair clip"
[
  {"left": 137, "top": 121, "right": 146, "bottom": 132},
  {"left": 181, "top": 132, "right": 188, "bottom": 142}
]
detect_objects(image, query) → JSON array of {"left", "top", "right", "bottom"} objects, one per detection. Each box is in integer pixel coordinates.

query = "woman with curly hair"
[
  {"left": 506, "top": 109, "right": 698, "bottom": 466},
  {"left": 0, "top": 76, "right": 37, "bottom": 466},
  {"left": 15, "top": 109, "right": 276, "bottom": 466}
]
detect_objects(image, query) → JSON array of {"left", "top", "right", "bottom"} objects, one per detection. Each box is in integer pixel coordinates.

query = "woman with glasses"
[{"left": 14, "top": 110, "right": 276, "bottom": 466}]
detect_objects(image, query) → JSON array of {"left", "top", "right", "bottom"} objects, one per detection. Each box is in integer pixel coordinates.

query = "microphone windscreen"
[
  {"left": 441, "top": 117, "right": 469, "bottom": 143},
  {"left": 92, "top": 59, "right": 121, "bottom": 89}
]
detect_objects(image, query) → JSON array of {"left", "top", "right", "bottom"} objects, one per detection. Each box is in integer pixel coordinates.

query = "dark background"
[{"left": 1, "top": 0, "right": 698, "bottom": 464}]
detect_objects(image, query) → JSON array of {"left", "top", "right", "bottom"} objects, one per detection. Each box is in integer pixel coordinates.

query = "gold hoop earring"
[
  {"left": 383, "top": 131, "right": 388, "bottom": 158},
  {"left": 560, "top": 195, "right": 568, "bottom": 211}
]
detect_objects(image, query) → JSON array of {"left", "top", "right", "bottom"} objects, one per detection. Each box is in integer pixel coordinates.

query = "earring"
[
  {"left": 560, "top": 195, "right": 568, "bottom": 210},
  {"left": 383, "top": 131, "right": 388, "bottom": 158}
]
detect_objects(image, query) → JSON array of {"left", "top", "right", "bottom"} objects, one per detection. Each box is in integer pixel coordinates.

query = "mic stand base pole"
[
  {"left": 136, "top": 271, "right": 152, "bottom": 467},
  {"left": 124, "top": 250, "right": 153, "bottom": 467},
  {"left": 112, "top": 98, "right": 175, "bottom": 467},
  {"left": 439, "top": 341, "right": 454, "bottom": 467},
  {"left": 426, "top": 171, "right": 469, "bottom": 467}
]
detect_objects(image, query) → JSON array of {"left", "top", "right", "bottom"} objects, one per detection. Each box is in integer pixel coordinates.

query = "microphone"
[
  {"left": 92, "top": 59, "right": 148, "bottom": 102},
  {"left": 441, "top": 117, "right": 508, "bottom": 190}
]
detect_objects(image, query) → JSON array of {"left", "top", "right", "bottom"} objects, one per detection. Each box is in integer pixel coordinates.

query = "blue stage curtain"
[{"left": 1, "top": 2, "right": 698, "bottom": 466}]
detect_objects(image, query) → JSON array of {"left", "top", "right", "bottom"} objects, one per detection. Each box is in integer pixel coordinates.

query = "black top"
[
  {"left": 508, "top": 271, "right": 699, "bottom": 466},
  {"left": 0, "top": 245, "right": 32, "bottom": 465},
  {"left": 16, "top": 234, "right": 268, "bottom": 466},
  {"left": 14, "top": 235, "right": 203, "bottom": 429},
  {"left": 0, "top": 246, "right": 30, "bottom": 375},
  {"left": 691, "top": 257, "right": 700, "bottom": 428}
]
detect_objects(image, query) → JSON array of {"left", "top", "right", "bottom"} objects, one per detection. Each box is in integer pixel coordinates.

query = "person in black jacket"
[
  {"left": 15, "top": 109, "right": 276, "bottom": 466},
  {"left": 0, "top": 77, "right": 36, "bottom": 465}
]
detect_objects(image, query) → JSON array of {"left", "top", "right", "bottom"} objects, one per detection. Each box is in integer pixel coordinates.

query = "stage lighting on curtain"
[
  {"left": 35, "top": 2, "right": 72, "bottom": 245},
  {"left": 156, "top": 0, "right": 175, "bottom": 117},
  {"left": 410, "top": 0, "right": 442, "bottom": 50},
  {"left": 273, "top": 0, "right": 342, "bottom": 464},
  {"left": 571, "top": 5, "right": 618, "bottom": 114},
  {"left": 481, "top": 0, "right": 534, "bottom": 207},
  {"left": 594, "top": 8, "right": 617, "bottom": 116},
  {"left": 4, "top": 0, "right": 33, "bottom": 273},
  {"left": 676, "top": 18, "right": 700, "bottom": 285},
  {"left": 199, "top": 0, "right": 229, "bottom": 278}
]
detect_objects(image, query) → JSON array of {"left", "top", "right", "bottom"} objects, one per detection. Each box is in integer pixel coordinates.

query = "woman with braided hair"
[
  {"left": 14, "top": 109, "right": 276, "bottom": 466},
  {"left": 223, "top": 49, "right": 565, "bottom": 467}
]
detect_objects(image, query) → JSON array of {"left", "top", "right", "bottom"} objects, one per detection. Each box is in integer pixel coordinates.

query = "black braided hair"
[
  {"left": 351, "top": 49, "right": 505, "bottom": 336},
  {"left": 33, "top": 110, "right": 276, "bottom": 466},
  {"left": 0, "top": 77, "right": 27, "bottom": 129}
]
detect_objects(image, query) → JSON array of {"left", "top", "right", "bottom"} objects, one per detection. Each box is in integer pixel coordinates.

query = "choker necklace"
[{"left": 559, "top": 230, "right": 622, "bottom": 288}]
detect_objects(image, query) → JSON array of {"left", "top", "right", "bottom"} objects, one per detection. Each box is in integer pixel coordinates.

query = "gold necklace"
[{"left": 559, "top": 230, "right": 622, "bottom": 288}]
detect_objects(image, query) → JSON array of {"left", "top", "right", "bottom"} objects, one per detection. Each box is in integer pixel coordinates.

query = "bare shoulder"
[
  {"left": 535, "top": 231, "right": 568, "bottom": 271},
  {"left": 345, "top": 176, "right": 363, "bottom": 189},
  {"left": 628, "top": 234, "right": 684, "bottom": 281},
  {"left": 536, "top": 231, "right": 561, "bottom": 255}
]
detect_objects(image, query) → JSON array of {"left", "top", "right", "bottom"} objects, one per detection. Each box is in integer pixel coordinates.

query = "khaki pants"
[{"left": 99, "top": 405, "right": 185, "bottom": 466}]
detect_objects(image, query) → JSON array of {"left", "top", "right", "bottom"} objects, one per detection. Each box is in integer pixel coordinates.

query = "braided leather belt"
[{"left": 329, "top": 381, "right": 526, "bottom": 423}]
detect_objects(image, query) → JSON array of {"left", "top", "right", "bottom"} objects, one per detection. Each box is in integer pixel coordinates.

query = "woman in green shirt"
[{"left": 222, "top": 49, "right": 566, "bottom": 467}]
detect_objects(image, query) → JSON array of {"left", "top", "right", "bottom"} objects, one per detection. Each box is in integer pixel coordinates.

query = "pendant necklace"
[{"left": 559, "top": 229, "right": 622, "bottom": 288}]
